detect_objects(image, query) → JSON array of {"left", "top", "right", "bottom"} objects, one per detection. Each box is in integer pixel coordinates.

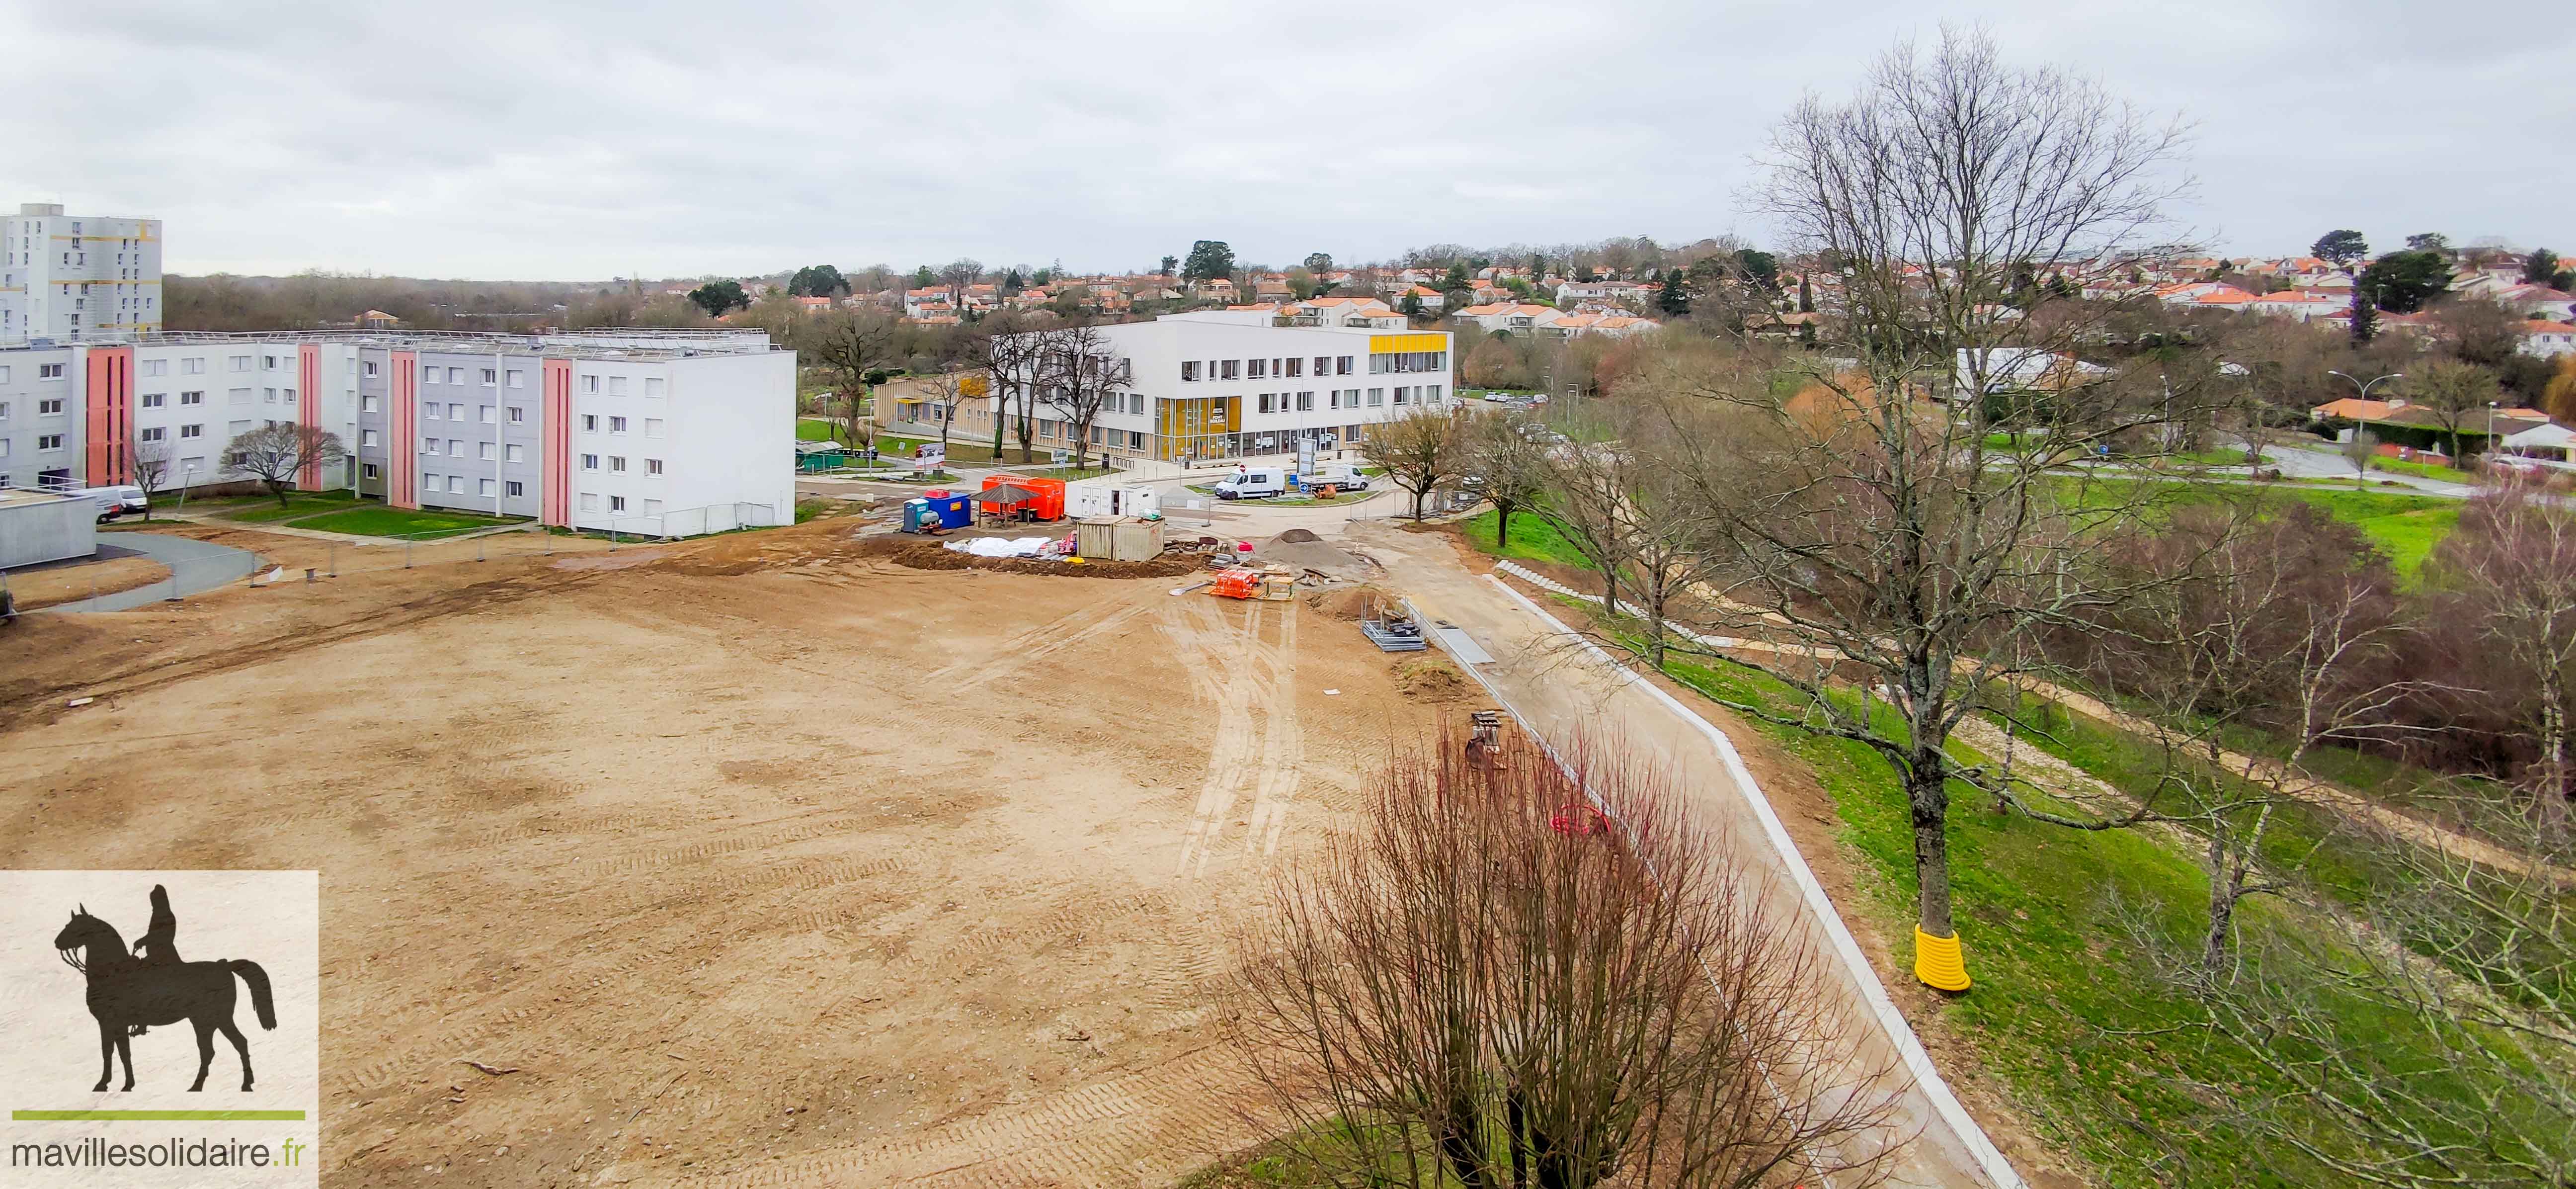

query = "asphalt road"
[{"left": 41, "top": 531, "right": 260, "bottom": 612}]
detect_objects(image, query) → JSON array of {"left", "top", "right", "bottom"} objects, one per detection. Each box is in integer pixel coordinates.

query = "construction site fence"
[{"left": 605, "top": 503, "right": 781, "bottom": 543}]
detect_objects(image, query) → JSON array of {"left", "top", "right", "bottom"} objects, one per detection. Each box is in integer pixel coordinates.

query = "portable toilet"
[{"left": 902, "top": 495, "right": 974, "bottom": 532}]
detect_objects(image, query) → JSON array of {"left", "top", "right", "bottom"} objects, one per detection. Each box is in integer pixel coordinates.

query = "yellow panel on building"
[{"left": 1370, "top": 332, "right": 1449, "bottom": 354}]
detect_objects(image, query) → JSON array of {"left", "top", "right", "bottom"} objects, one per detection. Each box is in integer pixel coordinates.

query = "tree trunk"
[
  {"left": 989, "top": 391, "right": 1006, "bottom": 459},
  {"left": 1495, "top": 505, "right": 1513, "bottom": 549},
  {"left": 2545, "top": 666, "right": 2569, "bottom": 802},
  {"left": 1908, "top": 756, "right": 1955, "bottom": 937},
  {"left": 1600, "top": 570, "right": 1619, "bottom": 617},
  {"left": 2202, "top": 828, "right": 2237, "bottom": 972}
]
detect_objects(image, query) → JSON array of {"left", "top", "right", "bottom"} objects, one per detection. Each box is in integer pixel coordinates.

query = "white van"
[
  {"left": 1213, "top": 466, "right": 1288, "bottom": 500},
  {"left": 1297, "top": 462, "right": 1371, "bottom": 491},
  {"left": 76, "top": 485, "right": 149, "bottom": 523}
]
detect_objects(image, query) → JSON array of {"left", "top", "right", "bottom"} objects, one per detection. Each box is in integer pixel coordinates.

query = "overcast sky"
[{"left": 6, "top": 0, "right": 2568, "bottom": 281}]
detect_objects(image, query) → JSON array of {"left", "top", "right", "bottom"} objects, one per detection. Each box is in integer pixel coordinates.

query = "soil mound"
[
  {"left": 890, "top": 543, "right": 1198, "bottom": 579},
  {"left": 1394, "top": 658, "right": 1474, "bottom": 702},
  {"left": 1274, "top": 528, "right": 1321, "bottom": 544},
  {"left": 1303, "top": 585, "right": 1393, "bottom": 621}
]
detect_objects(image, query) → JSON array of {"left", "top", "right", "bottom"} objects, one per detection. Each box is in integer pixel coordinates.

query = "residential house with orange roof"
[
  {"left": 2520, "top": 320, "right": 2576, "bottom": 358},
  {"left": 1454, "top": 302, "right": 1565, "bottom": 335}
]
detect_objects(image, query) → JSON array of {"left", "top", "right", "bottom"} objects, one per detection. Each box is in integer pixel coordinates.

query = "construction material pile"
[{"left": 1253, "top": 529, "right": 1374, "bottom": 582}]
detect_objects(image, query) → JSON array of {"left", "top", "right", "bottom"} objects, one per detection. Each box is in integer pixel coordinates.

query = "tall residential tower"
[{"left": 0, "top": 203, "right": 163, "bottom": 344}]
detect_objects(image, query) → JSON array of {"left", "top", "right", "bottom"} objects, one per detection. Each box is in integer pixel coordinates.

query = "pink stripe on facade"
[
  {"left": 389, "top": 350, "right": 418, "bottom": 510},
  {"left": 297, "top": 343, "right": 322, "bottom": 490},
  {"left": 82, "top": 347, "right": 134, "bottom": 485},
  {"left": 541, "top": 358, "right": 573, "bottom": 526}
]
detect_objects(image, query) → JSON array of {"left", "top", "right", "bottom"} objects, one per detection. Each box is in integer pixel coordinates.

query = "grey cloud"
[{"left": 4, "top": 0, "right": 2569, "bottom": 279}]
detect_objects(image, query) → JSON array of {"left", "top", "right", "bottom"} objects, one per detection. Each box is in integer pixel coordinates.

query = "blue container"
[{"left": 904, "top": 495, "right": 973, "bottom": 532}]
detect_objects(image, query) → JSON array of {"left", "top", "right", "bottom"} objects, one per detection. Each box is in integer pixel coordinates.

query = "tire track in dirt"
[
  {"left": 631, "top": 1045, "right": 1267, "bottom": 1189},
  {"left": 918, "top": 600, "right": 1154, "bottom": 688}
]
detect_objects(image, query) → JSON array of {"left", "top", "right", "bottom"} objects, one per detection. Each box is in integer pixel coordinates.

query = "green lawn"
[
  {"left": 213, "top": 490, "right": 367, "bottom": 522},
  {"left": 1648, "top": 651, "right": 2505, "bottom": 1186},
  {"left": 288, "top": 506, "right": 525, "bottom": 539},
  {"left": 796, "top": 418, "right": 842, "bottom": 441},
  {"left": 2271, "top": 487, "right": 2460, "bottom": 578},
  {"left": 1454, "top": 507, "right": 1593, "bottom": 571}
]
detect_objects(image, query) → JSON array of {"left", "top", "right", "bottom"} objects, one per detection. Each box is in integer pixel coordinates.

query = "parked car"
[{"left": 1296, "top": 462, "right": 1371, "bottom": 491}]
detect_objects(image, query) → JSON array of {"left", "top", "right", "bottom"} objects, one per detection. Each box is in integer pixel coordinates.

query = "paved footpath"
[
  {"left": 42, "top": 531, "right": 259, "bottom": 612},
  {"left": 1351, "top": 522, "right": 2023, "bottom": 1189}
]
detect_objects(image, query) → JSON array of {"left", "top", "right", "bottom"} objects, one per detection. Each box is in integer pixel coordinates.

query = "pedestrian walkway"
[{"left": 42, "top": 532, "right": 259, "bottom": 612}]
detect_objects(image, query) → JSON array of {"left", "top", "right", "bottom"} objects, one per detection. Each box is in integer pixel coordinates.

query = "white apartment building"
[
  {"left": 0, "top": 203, "right": 162, "bottom": 344},
  {"left": 968, "top": 311, "right": 1453, "bottom": 465},
  {"left": 0, "top": 329, "right": 793, "bottom": 536}
]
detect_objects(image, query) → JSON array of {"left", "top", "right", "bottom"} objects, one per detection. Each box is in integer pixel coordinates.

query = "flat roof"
[
  {"left": 0, "top": 328, "right": 782, "bottom": 362},
  {"left": 0, "top": 488, "right": 79, "bottom": 509}
]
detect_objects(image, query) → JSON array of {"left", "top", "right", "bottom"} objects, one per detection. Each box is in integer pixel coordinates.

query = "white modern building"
[
  {"left": 966, "top": 311, "right": 1454, "bottom": 465},
  {"left": 0, "top": 328, "right": 793, "bottom": 536},
  {"left": 1, "top": 203, "right": 162, "bottom": 344}
]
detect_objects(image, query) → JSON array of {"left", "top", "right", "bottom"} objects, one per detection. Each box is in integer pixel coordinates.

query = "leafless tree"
[
  {"left": 967, "top": 310, "right": 1048, "bottom": 462},
  {"left": 222, "top": 423, "right": 347, "bottom": 510},
  {"left": 1645, "top": 26, "right": 2198, "bottom": 980},
  {"left": 1231, "top": 731, "right": 1905, "bottom": 1189},
  {"left": 2402, "top": 359, "right": 2499, "bottom": 461},
  {"left": 2420, "top": 484, "right": 2576, "bottom": 804},
  {"left": 1458, "top": 408, "right": 1552, "bottom": 549},
  {"left": 126, "top": 435, "right": 173, "bottom": 521},
  {"left": 1031, "top": 322, "right": 1128, "bottom": 470},
  {"left": 1360, "top": 406, "right": 1464, "bottom": 520},
  {"left": 805, "top": 309, "right": 897, "bottom": 450},
  {"left": 2343, "top": 427, "right": 2380, "bottom": 485}
]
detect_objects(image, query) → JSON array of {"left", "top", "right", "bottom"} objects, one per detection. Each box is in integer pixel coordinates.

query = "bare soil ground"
[
  {"left": 0, "top": 519, "right": 1447, "bottom": 1187},
  {"left": 5, "top": 553, "right": 170, "bottom": 609}
]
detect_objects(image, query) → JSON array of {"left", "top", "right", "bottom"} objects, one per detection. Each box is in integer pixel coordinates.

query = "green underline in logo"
[{"left": 11, "top": 1110, "right": 307, "bottom": 1121}]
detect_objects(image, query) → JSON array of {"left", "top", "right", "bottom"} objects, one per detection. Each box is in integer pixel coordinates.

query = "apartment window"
[
  {"left": 139, "top": 426, "right": 166, "bottom": 442},
  {"left": 644, "top": 418, "right": 664, "bottom": 437},
  {"left": 0, "top": 368, "right": 8, "bottom": 384},
  {"left": 506, "top": 369, "right": 525, "bottom": 389},
  {"left": 479, "top": 478, "right": 496, "bottom": 497},
  {"left": 424, "top": 403, "right": 441, "bottom": 421},
  {"left": 580, "top": 493, "right": 600, "bottom": 512},
  {"left": 38, "top": 363, "right": 64, "bottom": 379},
  {"left": 581, "top": 453, "right": 599, "bottom": 470},
  {"left": 479, "top": 441, "right": 495, "bottom": 460},
  {"left": 1128, "top": 392, "right": 1144, "bottom": 415},
  {"left": 362, "top": 395, "right": 380, "bottom": 413},
  {"left": 609, "top": 495, "right": 627, "bottom": 512},
  {"left": 1297, "top": 391, "right": 1315, "bottom": 412},
  {"left": 447, "top": 475, "right": 464, "bottom": 494},
  {"left": 481, "top": 368, "right": 497, "bottom": 386},
  {"left": 609, "top": 416, "right": 627, "bottom": 433},
  {"left": 1257, "top": 393, "right": 1276, "bottom": 414},
  {"left": 362, "top": 463, "right": 380, "bottom": 480},
  {"left": 580, "top": 375, "right": 599, "bottom": 394},
  {"left": 1129, "top": 430, "right": 1144, "bottom": 450},
  {"left": 38, "top": 398, "right": 63, "bottom": 415},
  {"left": 229, "top": 356, "right": 251, "bottom": 373},
  {"left": 362, "top": 361, "right": 379, "bottom": 378},
  {"left": 446, "top": 367, "right": 463, "bottom": 384},
  {"left": 283, "top": 388, "right": 297, "bottom": 406},
  {"left": 180, "top": 424, "right": 202, "bottom": 438},
  {"left": 448, "top": 402, "right": 463, "bottom": 419},
  {"left": 1181, "top": 361, "right": 1201, "bottom": 381},
  {"left": 0, "top": 401, "right": 9, "bottom": 418},
  {"left": 505, "top": 444, "right": 524, "bottom": 463},
  {"left": 645, "top": 458, "right": 663, "bottom": 476},
  {"left": 643, "top": 498, "right": 662, "bottom": 515},
  {"left": 1248, "top": 359, "right": 1267, "bottom": 379},
  {"left": 609, "top": 456, "right": 627, "bottom": 473},
  {"left": 506, "top": 405, "right": 525, "bottom": 424},
  {"left": 423, "top": 438, "right": 440, "bottom": 454},
  {"left": 142, "top": 392, "right": 166, "bottom": 408},
  {"left": 1219, "top": 360, "right": 1239, "bottom": 380},
  {"left": 643, "top": 377, "right": 664, "bottom": 397},
  {"left": 141, "top": 359, "right": 167, "bottom": 377},
  {"left": 1369, "top": 387, "right": 1386, "bottom": 407},
  {"left": 263, "top": 387, "right": 278, "bottom": 404},
  {"left": 262, "top": 354, "right": 278, "bottom": 370},
  {"left": 448, "top": 439, "right": 463, "bottom": 456},
  {"left": 361, "top": 429, "right": 379, "bottom": 447},
  {"left": 182, "top": 357, "right": 204, "bottom": 375},
  {"left": 581, "top": 414, "right": 598, "bottom": 431},
  {"left": 37, "top": 434, "right": 63, "bottom": 450},
  {"left": 1426, "top": 384, "right": 1444, "bottom": 402},
  {"left": 1284, "top": 357, "right": 1304, "bottom": 378},
  {"left": 602, "top": 376, "right": 626, "bottom": 396},
  {"left": 181, "top": 390, "right": 203, "bottom": 405},
  {"left": 505, "top": 480, "right": 523, "bottom": 497},
  {"left": 1336, "top": 356, "right": 1354, "bottom": 375}
]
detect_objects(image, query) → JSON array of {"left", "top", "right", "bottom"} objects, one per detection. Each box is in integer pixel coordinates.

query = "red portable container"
[{"left": 980, "top": 474, "right": 1067, "bottom": 521}]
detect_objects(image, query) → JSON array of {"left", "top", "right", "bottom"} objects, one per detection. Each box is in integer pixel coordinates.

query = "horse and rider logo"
[{"left": 51, "top": 884, "right": 279, "bottom": 1094}]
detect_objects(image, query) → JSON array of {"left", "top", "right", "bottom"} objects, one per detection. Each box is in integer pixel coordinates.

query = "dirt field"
[
  {"left": 4, "top": 552, "right": 170, "bottom": 609},
  {"left": 0, "top": 520, "right": 1451, "bottom": 1187}
]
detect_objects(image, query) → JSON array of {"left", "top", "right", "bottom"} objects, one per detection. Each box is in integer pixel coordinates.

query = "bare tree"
[
  {"left": 1231, "top": 731, "right": 1904, "bottom": 1189},
  {"left": 2421, "top": 485, "right": 2576, "bottom": 804},
  {"left": 126, "top": 435, "right": 173, "bottom": 521},
  {"left": 1458, "top": 408, "right": 1552, "bottom": 549},
  {"left": 2343, "top": 426, "right": 2380, "bottom": 486},
  {"left": 1650, "top": 26, "right": 2196, "bottom": 985},
  {"left": 1359, "top": 406, "right": 1462, "bottom": 520},
  {"left": 1031, "top": 322, "right": 1128, "bottom": 470},
  {"left": 2402, "top": 359, "right": 2499, "bottom": 461},
  {"left": 222, "top": 423, "right": 347, "bottom": 510},
  {"left": 805, "top": 309, "right": 897, "bottom": 450},
  {"left": 967, "top": 310, "right": 1047, "bottom": 463}
]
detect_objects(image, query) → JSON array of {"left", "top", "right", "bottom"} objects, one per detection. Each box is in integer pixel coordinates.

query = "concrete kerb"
[{"left": 1476, "top": 567, "right": 2027, "bottom": 1189}]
